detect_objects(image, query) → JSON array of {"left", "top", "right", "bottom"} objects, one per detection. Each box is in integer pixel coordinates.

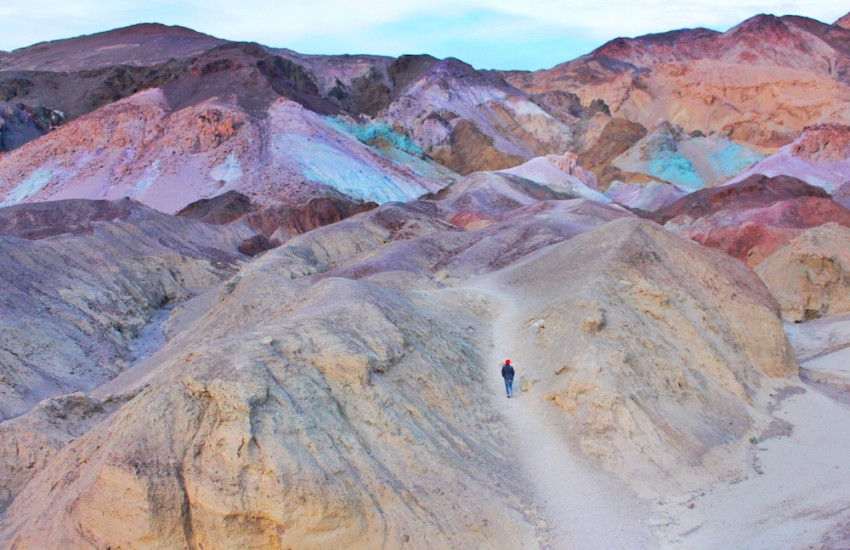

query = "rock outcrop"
[
  {"left": 0, "top": 103, "right": 64, "bottom": 151},
  {"left": 0, "top": 175, "right": 801, "bottom": 547},
  {"left": 382, "top": 58, "right": 573, "bottom": 175},
  {"left": 756, "top": 222, "right": 850, "bottom": 321}
]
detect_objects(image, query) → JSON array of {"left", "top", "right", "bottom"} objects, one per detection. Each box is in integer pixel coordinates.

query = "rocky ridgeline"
[{"left": 1, "top": 14, "right": 848, "bottom": 215}]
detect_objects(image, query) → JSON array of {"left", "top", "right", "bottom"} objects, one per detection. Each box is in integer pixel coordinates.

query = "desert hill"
[
  {"left": 2, "top": 10, "right": 850, "bottom": 550},
  {"left": 0, "top": 175, "right": 809, "bottom": 549}
]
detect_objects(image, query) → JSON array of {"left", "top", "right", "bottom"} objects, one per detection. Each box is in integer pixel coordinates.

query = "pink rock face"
[
  {"left": 653, "top": 174, "right": 850, "bottom": 265},
  {"left": 652, "top": 174, "right": 832, "bottom": 224}
]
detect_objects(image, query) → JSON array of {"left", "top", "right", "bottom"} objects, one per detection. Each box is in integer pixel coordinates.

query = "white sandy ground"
[{"left": 486, "top": 291, "right": 850, "bottom": 550}]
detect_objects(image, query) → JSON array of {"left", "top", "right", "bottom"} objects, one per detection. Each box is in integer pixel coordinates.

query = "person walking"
[{"left": 501, "top": 359, "right": 515, "bottom": 398}]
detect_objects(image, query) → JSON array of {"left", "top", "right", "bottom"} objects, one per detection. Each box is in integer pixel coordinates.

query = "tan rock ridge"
[
  {"left": 756, "top": 222, "right": 850, "bottom": 321},
  {"left": 477, "top": 217, "right": 795, "bottom": 494},
  {"left": 0, "top": 271, "right": 540, "bottom": 549}
]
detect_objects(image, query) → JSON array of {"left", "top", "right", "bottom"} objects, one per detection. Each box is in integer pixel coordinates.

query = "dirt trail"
[
  {"left": 478, "top": 283, "right": 850, "bottom": 549},
  {"left": 480, "top": 286, "right": 655, "bottom": 549}
]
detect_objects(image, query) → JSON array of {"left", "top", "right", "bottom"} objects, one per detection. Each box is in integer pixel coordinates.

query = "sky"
[{"left": 0, "top": 1, "right": 848, "bottom": 70}]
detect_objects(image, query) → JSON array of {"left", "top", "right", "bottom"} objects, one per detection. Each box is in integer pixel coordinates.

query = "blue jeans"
[{"left": 504, "top": 377, "right": 514, "bottom": 396}]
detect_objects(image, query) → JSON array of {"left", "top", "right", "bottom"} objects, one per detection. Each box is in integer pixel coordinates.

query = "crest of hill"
[
  {"left": 650, "top": 174, "right": 850, "bottom": 266},
  {"left": 0, "top": 23, "right": 227, "bottom": 72},
  {"left": 650, "top": 174, "right": 831, "bottom": 225}
]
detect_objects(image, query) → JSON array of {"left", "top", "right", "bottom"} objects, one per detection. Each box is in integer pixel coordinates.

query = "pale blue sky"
[{"left": 1, "top": 1, "right": 847, "bottom": 70}]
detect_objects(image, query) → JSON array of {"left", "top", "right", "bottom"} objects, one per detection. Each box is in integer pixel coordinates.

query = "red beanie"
[{"left": 505, "top": 359, "right": 510, "bottom": 365}]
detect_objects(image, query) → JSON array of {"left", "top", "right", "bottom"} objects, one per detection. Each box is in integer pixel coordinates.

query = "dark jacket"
[{"left": 501, "top": 364, "right": 514, "bottom": 380}]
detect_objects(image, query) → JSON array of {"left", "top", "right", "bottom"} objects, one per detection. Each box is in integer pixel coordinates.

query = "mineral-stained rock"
[
  {"left": 727, "top": 124, "right": 850, "bottom": 191},
  {"left": 0, "top": 89, "right": 448, "bottom": 214},
  {"left": 756, "top": 223, "right": 850, "bottom": 321},
  {"left": 609, "top": 121, "right": 763, "bottom": 192}
]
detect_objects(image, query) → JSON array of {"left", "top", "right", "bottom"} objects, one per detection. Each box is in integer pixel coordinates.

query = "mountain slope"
[{"left": 0, "top": 198, "right": 253, "bottom": 421}]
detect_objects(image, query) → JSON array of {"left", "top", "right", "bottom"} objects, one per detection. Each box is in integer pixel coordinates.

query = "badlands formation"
[{"left": 1, "top": 10, "right": 850, "bottom": 550}]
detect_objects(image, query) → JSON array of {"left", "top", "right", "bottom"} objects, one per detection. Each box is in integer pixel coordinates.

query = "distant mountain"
[
  {"left": 2, "top": 13, "right": 848, "bottom": 217},
  {"left": 508, "top": 14, "right": 850, "bottom": 150}
]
